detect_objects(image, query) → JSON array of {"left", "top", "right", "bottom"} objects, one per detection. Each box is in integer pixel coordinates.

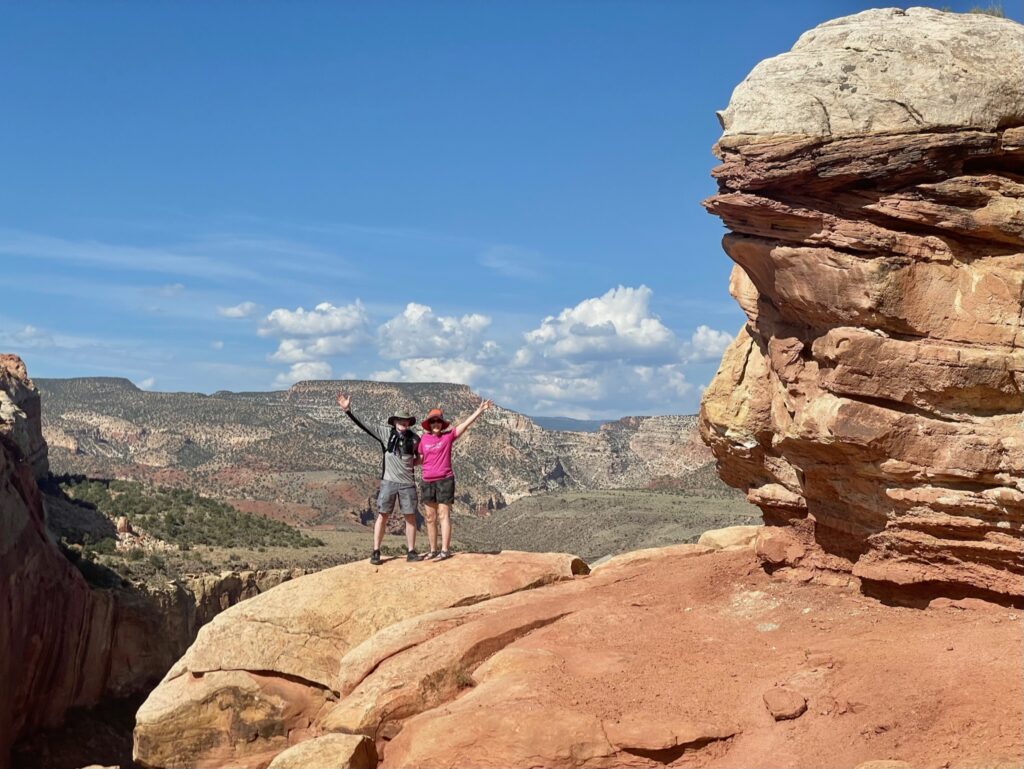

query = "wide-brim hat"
[
  {"left": 387, "top": 410, "right": 417, "bottom": 426},
  {"left": 421, "top": 408, "right": 451, "bottom": 431}
]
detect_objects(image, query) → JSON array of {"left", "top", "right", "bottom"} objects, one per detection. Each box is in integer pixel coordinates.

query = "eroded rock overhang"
[{"left": 699, "top": 7, "right": 1024, "bottom": 601}]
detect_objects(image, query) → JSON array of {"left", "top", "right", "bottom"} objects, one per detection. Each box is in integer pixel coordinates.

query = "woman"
[{"left": 417, "top": 398, "right": 492, "bottom": 560}]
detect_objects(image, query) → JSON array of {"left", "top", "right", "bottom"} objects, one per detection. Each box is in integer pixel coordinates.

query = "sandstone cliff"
[
  {"left": 133, "top": 552, "right": 588, "bottom": 768},
  {"left": 133, "top": 542, "right": 1023, "bottom": 769},
  {"left": 0, "top": 357, "right": 303, "bottom": 768},
  {"left": 0, "top": 356, "right": 93, "bottom": 767},
  {"left": 0, "top": 354, "right": 49, "bottom": 478},
  {"left": 699, "top": 8, "right": 1024, "bottom": 601}
]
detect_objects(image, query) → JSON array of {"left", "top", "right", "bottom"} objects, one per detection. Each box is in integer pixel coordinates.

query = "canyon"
[
  {"left": 129, "top": 8, "right": 1023, "bottom": 769},
  {"left": 2, "top": 8, "right": 1022, "bottom": 769},
  {"left": 0, "top": 356, "right": 304, "bottom": 767},
  {"left": 38, "top": 377, "right": 716, "bottom": 526}
]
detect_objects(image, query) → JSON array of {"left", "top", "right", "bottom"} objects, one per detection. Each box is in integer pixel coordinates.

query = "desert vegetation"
[{"left": 59, "top": 476, "right": 324, "bottom": 549}]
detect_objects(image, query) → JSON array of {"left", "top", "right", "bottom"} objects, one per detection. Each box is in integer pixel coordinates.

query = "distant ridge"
[{"left": 34, "top": 376, "right": 718, "bottom": 525}]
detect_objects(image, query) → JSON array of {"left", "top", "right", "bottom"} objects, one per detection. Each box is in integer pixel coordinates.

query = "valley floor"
[{"left": 454, "top": 487, "right": 757, "bottom": 562}]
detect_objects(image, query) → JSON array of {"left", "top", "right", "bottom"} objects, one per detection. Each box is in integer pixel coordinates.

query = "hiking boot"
[
  {"left": 406, "top": 549, "right": 423, "bottom": 562},
  {"left": 369, "top": 549, "right": 382, "bottom": 566},
  {"left": 435, "top": 550, "right": 452, "bottom": 561}
]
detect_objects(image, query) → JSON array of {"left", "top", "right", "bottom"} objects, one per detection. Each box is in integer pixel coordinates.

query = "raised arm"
[
  {"left": 454, "top": 399, "right": 492, "bottom": 438},
  {"left": 336, "top": 392, "right": 385, "bottom": 448}
]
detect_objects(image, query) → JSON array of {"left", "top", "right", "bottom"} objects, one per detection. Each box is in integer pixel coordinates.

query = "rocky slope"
[
  {"left": 699, "top": 7, "right": 1024, "bottom": 601},
  {"left": 134, "top": 552, "right": 588, "bottom": 768},
  {"left": 38, "top": 378, "right": 714, "bottom": 523},
  {"left": 0, "top": 356, "right": 303, "bottom": 769},
  {"left": 133, "top": 542, "right": 1023, "bottom": 769}
]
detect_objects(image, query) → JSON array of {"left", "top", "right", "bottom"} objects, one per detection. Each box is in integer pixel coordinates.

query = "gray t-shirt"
[{"left": 345, "top": 409, "right": 417, "bottom": 486}]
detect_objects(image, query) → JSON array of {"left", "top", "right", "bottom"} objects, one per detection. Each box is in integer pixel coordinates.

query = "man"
[
  {"left": 418, "top": 399, "right": 492, "bottom": 561},
  {"left": 336, "top": 392, "right": 423, "bottom": 565}
]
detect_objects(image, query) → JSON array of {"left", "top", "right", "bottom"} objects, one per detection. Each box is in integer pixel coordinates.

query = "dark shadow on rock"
[
  {"left": 860, "top": 577, "right": 1024, "bottom": 610},
  {"left": 39, "top": 474, "right": 118, "bottom": 545},
  {"left": 11, "top": 694, "right": 144, "bottom": 769}
]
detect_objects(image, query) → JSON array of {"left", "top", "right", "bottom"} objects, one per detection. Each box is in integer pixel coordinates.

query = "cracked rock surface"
[
  {"left": 700, "top": 9, "right": 1024, "bottom": 600},
  {"left": 717, "top": 7, "right": 1024, "bottom": 141},
  {"left": 133, "top": 547, "right": 1022, "bottom": 769},
  {"left": 131, "top": 552, "right": 587, "bottom": 768}
]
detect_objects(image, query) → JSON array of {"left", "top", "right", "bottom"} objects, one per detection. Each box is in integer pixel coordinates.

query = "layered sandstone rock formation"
[
  {"left": 700, "top": 8, "right": 1024, "bottom": 600},
  {"left": 0, "top": 356, "right": 93, "bottom": 767},
  {"left": 133, "top": 542, "right": 1023, "bottom": 769},
  {"left": 0, "top": 354, "right": 49, "bottom": 478},
  {"left": 133, "top": 552, "right": 587, "bottom": 768},
  {"left": 0, "top": 356, "right": 303, "bottom": 768}
]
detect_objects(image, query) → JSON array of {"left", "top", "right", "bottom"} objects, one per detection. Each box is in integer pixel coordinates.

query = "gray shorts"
[{"left": 377, "top": 480, "right": 417, "bottom": 516}]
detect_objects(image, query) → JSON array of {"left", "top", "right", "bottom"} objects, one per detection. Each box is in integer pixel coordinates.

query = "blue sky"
[{"left": 2, "top": 1, "right": 1019, "bottom": 418}]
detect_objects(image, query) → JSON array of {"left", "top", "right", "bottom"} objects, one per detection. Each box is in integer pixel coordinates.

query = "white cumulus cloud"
[
  {"left": 478, "top": 286, "right": 705, "bottom": 416},
  {"left": 507, "top": 362, "right": 692, "bottom": 411},
  {"left": 217, "top": 301, "right": 258, "bottom": 319},
  {"left": 371, "top": 356, "right": 484, "bottom": 385},
  {"left": 377, "top": 303, "right": 490, "bottom": 360},
  {"left": 270, "top": 334, "right": 364, "bottom": 363},
  {"left": 261, "top": 300, "right": 371, "bottom": 378},
  {"left": 686, "top": 325, "right": 734, "bottom": 362},
  {"left": 262, "top": 300, "right": 368, "bottom": 337},
  {"left": 272, "top": 360, "right": 333, "bottom": 388},
  {"left": 518, "top": 285, "right": 677, "bottom": 364}
]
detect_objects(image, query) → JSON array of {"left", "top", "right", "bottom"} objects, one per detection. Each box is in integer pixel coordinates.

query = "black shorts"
[{"left": 420, "top": 476, "right": 455, "bottom": 505}]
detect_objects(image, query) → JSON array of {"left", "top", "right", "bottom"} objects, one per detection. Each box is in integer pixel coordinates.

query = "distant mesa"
[{"left": 35, "top": 376, "right": 715, "bottom": 529}]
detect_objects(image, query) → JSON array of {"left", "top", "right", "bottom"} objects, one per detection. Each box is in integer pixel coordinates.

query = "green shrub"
[{"left": 60, "top": 477, "right": 321, "bottom": 550}]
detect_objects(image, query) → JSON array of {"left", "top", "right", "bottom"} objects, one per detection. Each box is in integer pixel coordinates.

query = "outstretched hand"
[
  {"left": 478, "top": 399, "right": 493, "bottom": 413},
  {"left": 336, "top": 392, "right": 351, "bottom": 411}
]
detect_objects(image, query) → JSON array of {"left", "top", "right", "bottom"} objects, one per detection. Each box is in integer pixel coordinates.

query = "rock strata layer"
[
  {"left": 134, "top": 545, "right": 1023, "bottom": 769},
  {"left": 133, "top": 552, "right": 587, "bottom": 769},
  {"left": 700, "top": 8, "right": 1024, "bottom": 600},
  {"left": 0, "top": 355, "right": 303, "bottom": 769}
]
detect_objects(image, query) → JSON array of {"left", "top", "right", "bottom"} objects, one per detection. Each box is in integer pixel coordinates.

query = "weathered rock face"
[
  {"left": 0, "top": 355, "right": 305, "bottom": 768},
  {"left": 700, "top": 8, "right": 1024, "bottom": 600},
  {"left": 0, "top": 354, "right": 49, "bottom": 478},
  {"left": 133, "top": 552, "right": 588, "bottom": 769},
  {"left": 135, "top": 544, "right": 1024, "bottom": 769},
  {"left": 0, "top": 358, "right": 93, "bottom": 768}
]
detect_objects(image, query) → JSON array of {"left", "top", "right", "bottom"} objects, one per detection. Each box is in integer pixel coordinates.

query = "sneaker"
[
  {"left": 406, "top": 549, "right": 423, "bottom": 562},
  {"left": 435, "top": 550, "right": 452, "bottom": 561},
  {"left": 369, "top": 549, "right": 382, "bottom": 566}
]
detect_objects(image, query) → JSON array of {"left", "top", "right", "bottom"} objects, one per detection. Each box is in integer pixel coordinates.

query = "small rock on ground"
[{"left": 763, "top": 686, "right": 808, "bottom": 721}]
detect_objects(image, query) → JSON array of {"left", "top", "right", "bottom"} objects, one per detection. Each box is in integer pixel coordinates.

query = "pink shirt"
[{"left": 418, "top": 430, "right": 458, "bottom": 482}]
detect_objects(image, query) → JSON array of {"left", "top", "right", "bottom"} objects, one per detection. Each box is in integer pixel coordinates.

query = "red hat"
[{"left": 421, "top": 408, "right": 451, "bottom": 431}]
